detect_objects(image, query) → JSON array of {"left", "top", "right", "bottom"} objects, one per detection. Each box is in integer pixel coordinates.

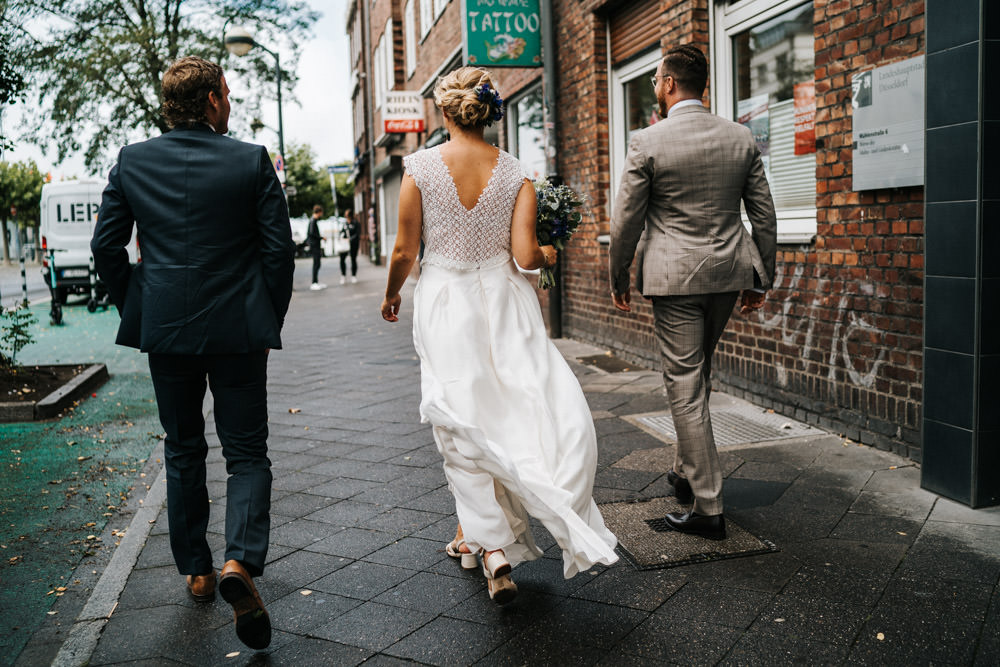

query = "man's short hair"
[
  {"left": 661, "top": 45, "right": 708, "bottom": 97},
  {"left": 161, "top": 56, "right": 224, "bottom": 129},
  {"left": 313, "top": 205, "right": 324, "bottom": 214}
]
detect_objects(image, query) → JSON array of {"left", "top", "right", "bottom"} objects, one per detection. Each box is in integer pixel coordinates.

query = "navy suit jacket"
[{"left": 92, "top": 124, "right": 295, "bottom": 354}]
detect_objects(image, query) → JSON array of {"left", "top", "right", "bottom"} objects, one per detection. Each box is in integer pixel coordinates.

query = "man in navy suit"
[{"left": 92, "top": 56, "right": 295, "bottom": 650}]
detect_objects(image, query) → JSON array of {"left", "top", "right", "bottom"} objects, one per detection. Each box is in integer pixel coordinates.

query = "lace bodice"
[{"left": 403, "top": 146, "right": 525, "bottom": 270}]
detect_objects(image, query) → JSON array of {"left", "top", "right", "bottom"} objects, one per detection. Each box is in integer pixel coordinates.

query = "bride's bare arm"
[
  {"left": 511, "top": 180, "right": 557, "bottom": 270},
  {"left": 381, "top": 174, "right": 423, "bottom": 322}
]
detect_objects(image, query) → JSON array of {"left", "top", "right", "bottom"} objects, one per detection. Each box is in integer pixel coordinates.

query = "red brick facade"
[
  {"left": 348, "top": 0, "right": 928, "bottom": 460},
  {"left": 714, "top": 0, "right": 925, "bottom": 459}
]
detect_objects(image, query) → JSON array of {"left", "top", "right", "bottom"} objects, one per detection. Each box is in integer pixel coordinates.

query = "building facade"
[{"left": 345, "top": 0, "right": 997, "bottom": 503}]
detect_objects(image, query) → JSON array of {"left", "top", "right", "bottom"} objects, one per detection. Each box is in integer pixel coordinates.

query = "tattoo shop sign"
[
  {"left": 852, "top": 55, "right": 925, "bottom": 191},
  {"left": 384, "top": 91, "right": 425, "bottom": 133},
  {"left": 462, "top": 0, "right": 542, "bottom": 68}
]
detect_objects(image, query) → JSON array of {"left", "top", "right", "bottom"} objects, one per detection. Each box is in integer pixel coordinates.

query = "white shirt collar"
[{"left": 667, "top": 98, "right": 705, "bottom": 118}]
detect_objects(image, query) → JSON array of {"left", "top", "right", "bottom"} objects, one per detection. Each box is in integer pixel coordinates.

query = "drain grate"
[{"left": 635, "top": 408, "right": 820, "bottom": 446}]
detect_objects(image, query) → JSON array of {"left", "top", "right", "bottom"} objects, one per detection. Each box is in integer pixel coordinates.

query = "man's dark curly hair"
[
  {"left": 661, "top": 44, "right": 708, "bottom": 97},
  {"left": 161, "top": 56, "right": 224, "bottom": 128}
]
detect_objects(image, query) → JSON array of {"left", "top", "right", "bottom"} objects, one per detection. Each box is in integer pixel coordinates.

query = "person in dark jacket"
[
  {"left": 91, "top": 56, "right": 295, "bottom": 650},
  {"left": 307, "top": 204, "right": 326, "bottom": 290},
  {"left": 339, "top": 209, "right": 362, "bottom": 284}
]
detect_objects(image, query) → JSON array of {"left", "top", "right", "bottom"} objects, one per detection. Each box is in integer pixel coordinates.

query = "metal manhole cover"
[
  {"left": 635, "top": 408, "right": 820, "bottom": 446},
  {"left": 600, "top": 496, "right": 778, "bottom": 570}
]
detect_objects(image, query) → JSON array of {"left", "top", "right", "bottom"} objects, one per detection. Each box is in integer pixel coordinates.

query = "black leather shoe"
[
  {"left": 667, "top": 469, "right": 693, "bottom": 504},
  {"left": 663, "top": 511, "right": 726, "bottom": 540}
]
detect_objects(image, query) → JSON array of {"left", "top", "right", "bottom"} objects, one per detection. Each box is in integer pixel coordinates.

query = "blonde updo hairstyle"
[{"left": 433, "top": 67, "right": 500, "bottom": 129}]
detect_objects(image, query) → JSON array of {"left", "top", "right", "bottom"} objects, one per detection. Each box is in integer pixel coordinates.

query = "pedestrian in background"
[
  {"left": 609, "top": 44, "right": 777, "bottom": 540},
  {"left": 308, "top": 204, "right": 326, "bottom": 290},
  {"left": 339, "top": 209, "right": 361, "bottom": 284},
  {"left": 91, "top": 55, "right": 295, "bottom": 650}
]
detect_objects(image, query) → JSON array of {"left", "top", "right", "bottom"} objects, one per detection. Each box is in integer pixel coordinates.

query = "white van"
[{"left": 39, "top": 180, "right": 138, "bottom": 304}]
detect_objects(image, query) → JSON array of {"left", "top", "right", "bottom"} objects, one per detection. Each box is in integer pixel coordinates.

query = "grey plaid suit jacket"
[{"left": 609, "top": 104, "right": 777, "bottom": 297}]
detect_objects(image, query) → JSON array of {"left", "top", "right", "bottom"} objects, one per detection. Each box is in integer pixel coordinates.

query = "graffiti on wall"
[{"left": 755, "top": 262, "right": 889, "bottom": 389}]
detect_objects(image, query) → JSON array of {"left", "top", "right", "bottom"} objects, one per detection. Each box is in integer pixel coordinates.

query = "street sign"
[
  {"left": 328, "top": 165, "right": 351, "bottom": 174},
  {"left": 462, "top": 0, "right": 542, "bottom": 68}
]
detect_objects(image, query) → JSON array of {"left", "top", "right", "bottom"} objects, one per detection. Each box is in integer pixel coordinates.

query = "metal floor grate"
[
  {"left": 635, "top": 407, "right": 821, "bottom": 446},
  {"left": 600, "top": 496, "right": 779, "bottom": 570}
]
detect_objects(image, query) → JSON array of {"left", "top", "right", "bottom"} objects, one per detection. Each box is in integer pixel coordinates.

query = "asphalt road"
[{"left": 0, "top": 261, "right": 50, "bottom": 306}]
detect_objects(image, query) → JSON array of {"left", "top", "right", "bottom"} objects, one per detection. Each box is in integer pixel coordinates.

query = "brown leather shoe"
[
  {"left": 219, "top": 559, "right": 271, "bottom": 649},
  {"left": 186, "top": 570, "right": 216, "bottom": 602}
]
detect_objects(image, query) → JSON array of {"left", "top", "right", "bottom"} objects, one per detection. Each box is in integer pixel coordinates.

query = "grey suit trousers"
[{"left": 652, "top": 292, "right": 739, "bottom": 516}]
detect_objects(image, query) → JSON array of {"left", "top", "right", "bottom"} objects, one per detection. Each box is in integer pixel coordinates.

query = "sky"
[{"left": 1, "top": 0, "right": 354, "bottom": 180}]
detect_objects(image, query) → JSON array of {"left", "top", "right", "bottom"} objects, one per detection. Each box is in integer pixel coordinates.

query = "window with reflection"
[
  {"left": 509, "top": 87, "right": 545, "bottom": 180},
  {"left": 624, "top": 68, "right": 661, "bottom": 144},
  {"left": 732, "top": 1, "right": 815, "bottom": 211}
]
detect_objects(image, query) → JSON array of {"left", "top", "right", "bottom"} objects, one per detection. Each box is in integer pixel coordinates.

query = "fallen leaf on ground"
[
  {"left": 300, "top": 589, "right": 312, "bottom": 596},
  {"left": 876, "top": 632, "right": 885, "bottom": 641},
  {"left": 225, "top": 651, "right": 240, "bottom": 658},
  {"left": 289, "top": 408, "right": 301, "bottom": 414}
]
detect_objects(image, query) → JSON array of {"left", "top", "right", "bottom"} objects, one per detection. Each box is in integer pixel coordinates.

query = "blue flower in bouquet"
[{"left": 532, "top": 180, "right": 586, "bottom": 289}]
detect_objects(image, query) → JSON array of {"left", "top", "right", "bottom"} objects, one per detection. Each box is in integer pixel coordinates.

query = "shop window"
[
  {"left": 609, "top": 48, "right": 662, "bottom": 214},
  {"left": 507, "top": 86, "right": 546, "bottom": 180},
  {"left": 713, "top": 0, "right": 816, "bottom": 243}
]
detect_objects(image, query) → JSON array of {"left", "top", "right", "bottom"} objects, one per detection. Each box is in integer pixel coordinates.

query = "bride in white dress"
[{"left": 380, "top": 67, "right": 618, "bottom": 604}]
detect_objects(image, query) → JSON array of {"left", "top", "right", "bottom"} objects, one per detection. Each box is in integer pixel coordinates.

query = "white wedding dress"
[{"left": 404, "top": 146, "right": 619, "bottom": 578}]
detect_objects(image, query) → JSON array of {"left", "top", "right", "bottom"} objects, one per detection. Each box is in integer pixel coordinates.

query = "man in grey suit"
[{"left": 609, "top": 45, "right": 776, "bottom": 540}]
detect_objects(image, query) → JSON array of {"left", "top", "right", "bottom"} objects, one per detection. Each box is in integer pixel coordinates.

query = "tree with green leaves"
[
  {"left": 282, "top": 143, "right": 334, "bottom": 220},
  {"left": 18, "top": 0, "right": 318, "bottom": 173},
  {"left": 331, "top": 168, "right": 355, "bottom": 217},
  {"left": 0, "top": 160, "right": 45, "bottom": 264},
  {"left": 0, "top": 0, "right": 40, "bottom": 152}
]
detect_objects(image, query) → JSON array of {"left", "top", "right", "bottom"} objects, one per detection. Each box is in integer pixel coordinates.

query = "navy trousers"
[{"left": 148, "top": 351, "right": 271, "bottom": 577}]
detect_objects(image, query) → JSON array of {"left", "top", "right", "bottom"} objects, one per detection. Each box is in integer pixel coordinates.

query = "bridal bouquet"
[{"left": 534, "top": 179, "right": 585, "bottom": 289}]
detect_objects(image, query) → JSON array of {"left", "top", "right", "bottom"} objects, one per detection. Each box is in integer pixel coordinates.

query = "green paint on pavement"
[{"left": 0, "top": 301, "right": 162, "bottom": 663}]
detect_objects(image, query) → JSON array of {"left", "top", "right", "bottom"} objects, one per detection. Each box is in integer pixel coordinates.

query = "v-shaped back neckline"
[{"left": 435, "top": 146, "right": 503, "bottom": 213}]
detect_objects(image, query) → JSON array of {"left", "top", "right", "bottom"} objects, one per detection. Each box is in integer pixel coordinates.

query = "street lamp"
[{"left": 224, "top": 26, "right": 286, "bottom": 170}]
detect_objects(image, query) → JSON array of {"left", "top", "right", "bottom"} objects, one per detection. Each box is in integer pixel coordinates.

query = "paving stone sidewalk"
[{"left": 30, "top": 259, "right": 1000, "bottom": 666}]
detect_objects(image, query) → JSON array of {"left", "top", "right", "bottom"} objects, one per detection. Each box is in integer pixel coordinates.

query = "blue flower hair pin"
[{"left": 474, "top": 82, "right": 505, "bottom": 125}]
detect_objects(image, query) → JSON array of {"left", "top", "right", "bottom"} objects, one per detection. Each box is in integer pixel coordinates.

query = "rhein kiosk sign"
[
  {"left": 462, "top": 0, "right": 542, "bottom": 68},
  {"left": 851, "top": 55, "right": 925, "bottom": 191},
  {"left": 383, "top": 91, "right": 425, "bottom": 133}
]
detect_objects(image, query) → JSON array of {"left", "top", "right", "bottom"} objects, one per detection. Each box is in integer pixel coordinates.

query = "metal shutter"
[{"left": 609, "top": 0, "right": 661, "bottom": 66}]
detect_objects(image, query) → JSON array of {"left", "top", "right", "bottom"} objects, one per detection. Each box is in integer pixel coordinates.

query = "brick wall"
[
  {"left": 354, "top": 0, "right": 928, "bottom": 460},
  {"left": 553, "top": 0, "right": 712, "bottom": 377},
  {"left": 553, "top": 0, "right": 926, "bottom": 460}
]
